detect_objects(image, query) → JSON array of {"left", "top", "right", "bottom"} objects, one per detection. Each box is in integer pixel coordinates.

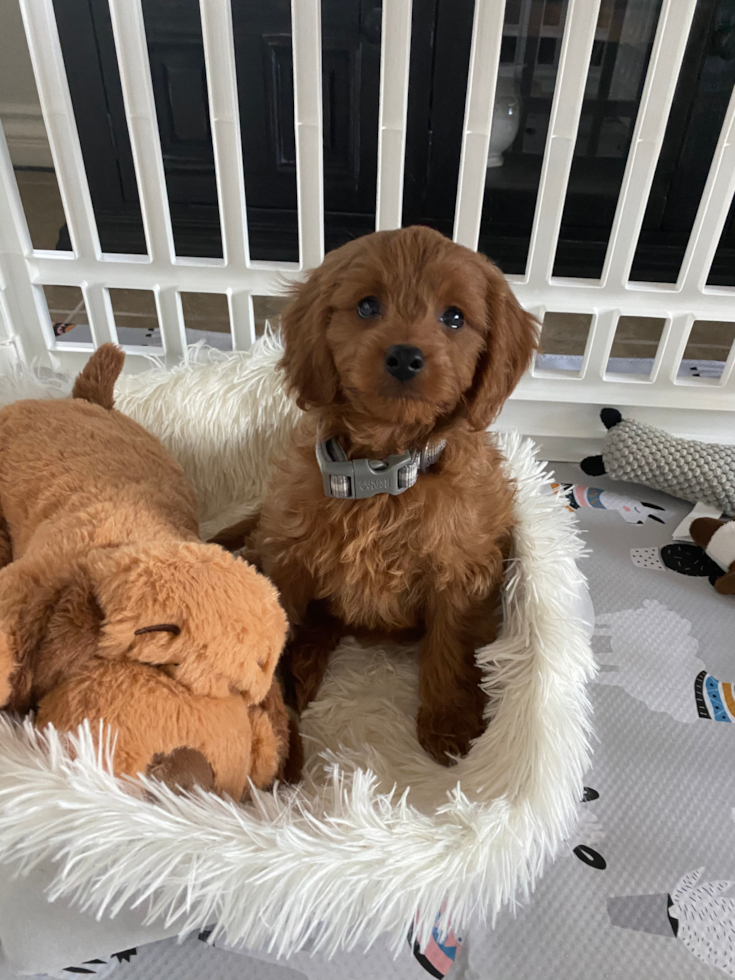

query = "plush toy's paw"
[
  {"left": 600, "top": 407, "right": 622, "bottom": 429},
  {"left": 417, "top": 701, "right": 487, "bottom": 766},
  {"left": 147, "top": 746, "right": 215, "bottom": 795},
  {"left": 580, "top": 455, "right": 606, "bottom": 476},
  {"left": 246, "top": 703, "right": 280, "bottom": 792}
]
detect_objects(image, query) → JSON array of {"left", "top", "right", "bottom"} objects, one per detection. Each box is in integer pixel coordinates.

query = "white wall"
[{"left": 0, "top": 0, "right": 52, "bottom": 167}]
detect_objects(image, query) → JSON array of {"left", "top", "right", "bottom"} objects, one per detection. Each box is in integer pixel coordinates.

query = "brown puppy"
[{"left": 251, "top": 226, "right": 538, "bottom": 764}]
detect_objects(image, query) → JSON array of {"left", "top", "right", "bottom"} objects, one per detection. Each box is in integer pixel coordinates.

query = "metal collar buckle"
[{"left": 316, "top": 435, "right": 445, "bottom": 499}]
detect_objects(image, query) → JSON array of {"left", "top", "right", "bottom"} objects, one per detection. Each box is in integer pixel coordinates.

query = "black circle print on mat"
[
  {"left": 573, "top": 845, "right": 607, "bottom": 870},
  {"left": 661, "top": 543, "right": 722, "bottom": 581},
  {"left": 573, "top": 787, "right": 607, "bottom": 870}
]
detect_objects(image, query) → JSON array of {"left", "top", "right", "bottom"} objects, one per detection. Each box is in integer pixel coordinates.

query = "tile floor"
[{"left": 12, "top": 168, "right": 735, "bottom": 365}]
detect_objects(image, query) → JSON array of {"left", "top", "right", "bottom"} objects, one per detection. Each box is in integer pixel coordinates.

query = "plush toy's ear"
[
  {"left": 0, "top": 562, "right": 63, "bottom": 711},
  {"left": 580, "top": 409, "right": 622, "bottom": 475},
  {"left": 279, "top": 255, "right": 341, "bottom": 410},
  {"left": 600, "top": 408, "right": 622, "bottom": 430},
  {"left": 580, "top": 455, "right": 606, "bottom": 476},
  {"left": 82, "top": 546, "right": 183, "bottom": 662},
  {"left": 464, "top": 265, "right": 538, "bottom": 431}
]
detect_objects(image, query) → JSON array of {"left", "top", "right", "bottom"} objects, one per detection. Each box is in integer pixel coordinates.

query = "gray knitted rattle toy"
[{"left": 580, "top": 408, "right": 735, "bottom": 514}]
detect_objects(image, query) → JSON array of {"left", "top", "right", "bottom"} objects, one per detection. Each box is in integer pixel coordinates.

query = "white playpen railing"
[{"left": 0, "top": 0, "right": 734, "bottom": 459}]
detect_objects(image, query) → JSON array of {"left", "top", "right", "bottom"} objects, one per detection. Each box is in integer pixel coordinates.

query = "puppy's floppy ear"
[
  {"left": 279, "top": 256, "right": 340, "bottom": 410},
  {"left": 465, "top": 263, "right": 538, "bottom": 431}
]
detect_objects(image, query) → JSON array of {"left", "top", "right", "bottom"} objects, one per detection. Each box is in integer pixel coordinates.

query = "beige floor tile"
[
  {"left": 608, "top": 315, "right": 665, "bottom": 359},
  {"left": 683, "top": 320, "right": 735, "bottom": 362},
  {"left": 108, "top": 288, "right": 157, "bottom": 332},
  {"left": 42, "top": 284, "right": 86, "bottom": 322},
  {"left": 180, "top": 292, "right": 230, "bottom": 333},
  {"left": 539, "top": 312, "right": 591, "bottom": 356},
  {"left": 539, "top": 312, "right": 735, "bottom": 364}
]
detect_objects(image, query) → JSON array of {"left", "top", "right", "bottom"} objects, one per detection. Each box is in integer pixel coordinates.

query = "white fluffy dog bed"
[{"left": 0, "top": 337, "right": 595, "bottom": 958}]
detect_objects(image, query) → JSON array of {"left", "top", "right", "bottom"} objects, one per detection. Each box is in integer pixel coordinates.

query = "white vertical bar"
[
  {"left": 601, "top": 0, "right": 697, "bottom": 288},
  {"left": 0, "top": 123, "right": 54, "bottom": 364},
  {"left": 107, "top": 0, "right": 176, "bottom": 265},
  {"left": 375, "top": 0, "right": 413, "bottom": 231},
  {"left": 524, "top": 0, "right": 601, "bottom": 286},
  {"left": 199, "top": 0, "right": 250, "bottom": 269},
  {"left": 229, "top": 290, "right": 255, "bottom": 351},
  {"left": 655, "top": 312, "right": 695, "bottom": 383},
  {"left": 453, "top": 0, "right": 506, "bottom": 250},
  {"left": 678, "top": 85, "right": 735, "bottom": 294},
  {"left": 580, "top": 310, "right": 619, "bottom": 379},
  {"left": 717, "top": 331, "right": 735, "bottom": 389},
  {"left": 17, "top": 0, "right": 100, "bottom": 260},
  {"left": 291, "top": 0, "right": 324, "bottom": 270},
  {"left": 82, "top": 284, "right": 118, "bottom": 348},
  {"left": 155, "top": 286, "right": 187, "bottom": 363}
]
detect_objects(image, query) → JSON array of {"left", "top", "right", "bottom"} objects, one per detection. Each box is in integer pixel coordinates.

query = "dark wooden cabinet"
[{"left": 52, "top": 0, "right": 735, "bottom": 285}]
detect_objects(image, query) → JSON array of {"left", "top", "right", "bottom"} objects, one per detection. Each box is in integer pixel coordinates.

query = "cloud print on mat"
[{"left": 593, "top": 601, "right": 706, "bottom": 722}]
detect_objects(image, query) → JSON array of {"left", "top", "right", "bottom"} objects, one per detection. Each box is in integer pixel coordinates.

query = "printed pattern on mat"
[
  {"left": 563, "top": 786, "right": 607, "bottom": 871},
  {"left": 593, "top": 601, "right": 707, "bottom": 722},
  {"left": 609, "top": 869, "right": 735, "bottom": 978},
  {"left": 549, "top": 483, "right": 669, "bottom": 524},
  {"left": 594, "top": 602, "right": 735, "bottom": 726},
  {"left": 408, "top": 910, "right": 462, "bottom": 978}
]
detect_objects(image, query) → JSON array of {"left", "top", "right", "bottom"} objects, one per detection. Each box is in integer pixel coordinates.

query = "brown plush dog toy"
[{"left": 0, "top": 345, "right": 293, "bottom": 798}]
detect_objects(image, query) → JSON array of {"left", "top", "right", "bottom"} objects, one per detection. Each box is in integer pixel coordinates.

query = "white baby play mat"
[{"left": 0, "top": 337, "right": 595, "bottom": 964}]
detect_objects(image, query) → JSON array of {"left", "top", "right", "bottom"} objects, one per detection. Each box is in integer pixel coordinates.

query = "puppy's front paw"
[{"left": 417, "top": 702, "right": 487, "bottom": 765}]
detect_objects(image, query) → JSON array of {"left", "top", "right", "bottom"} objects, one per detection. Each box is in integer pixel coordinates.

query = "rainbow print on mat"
[{"left": 695, "top": 671, "right": 735, "bottom": 722}]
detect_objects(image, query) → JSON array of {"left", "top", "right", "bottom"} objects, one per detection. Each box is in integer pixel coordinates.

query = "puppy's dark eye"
[
  {"left": 440, "top": 307, "right": 464, "bottom": 329},
  {"left": 357, "top": 296, "right": 381, "bottom": 319}
]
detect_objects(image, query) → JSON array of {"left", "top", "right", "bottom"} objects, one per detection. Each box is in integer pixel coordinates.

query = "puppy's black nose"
[{"left": 385, "top": 345, "right": 425, "bottom": 382}]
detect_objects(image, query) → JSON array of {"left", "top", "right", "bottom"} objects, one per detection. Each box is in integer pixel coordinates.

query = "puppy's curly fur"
[{"left": 245, "top": 227, "right": 538, "bottom": 764}]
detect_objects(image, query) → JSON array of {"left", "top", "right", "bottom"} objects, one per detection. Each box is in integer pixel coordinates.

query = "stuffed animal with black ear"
[
  {"left": 581, "top": 409, "right": 735, "bottom": 515},
  {"left": 690, "top": 518, "right": 735, "bottom": 595}
]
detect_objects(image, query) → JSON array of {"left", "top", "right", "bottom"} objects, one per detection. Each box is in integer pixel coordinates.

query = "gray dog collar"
[{"left": 316, "top": 435, "right": 446, "bottom": 499}]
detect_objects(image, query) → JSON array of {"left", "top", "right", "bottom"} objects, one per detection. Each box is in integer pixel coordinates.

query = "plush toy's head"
[{"left": 84, "top": 542, "right": 287, "bottom": 701}]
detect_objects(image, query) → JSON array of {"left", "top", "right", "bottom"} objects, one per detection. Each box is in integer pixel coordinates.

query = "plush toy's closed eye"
[{"left": 134, "top": 624, "right": 181, "bottom": 636}]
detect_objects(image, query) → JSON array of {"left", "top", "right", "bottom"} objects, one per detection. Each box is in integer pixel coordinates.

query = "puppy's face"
[
  {"left": 280, "top": 227, "right": 538, "bottom": 432},
  {"left": 326, "top": 242, "right": 489, "bottom": 427}
]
